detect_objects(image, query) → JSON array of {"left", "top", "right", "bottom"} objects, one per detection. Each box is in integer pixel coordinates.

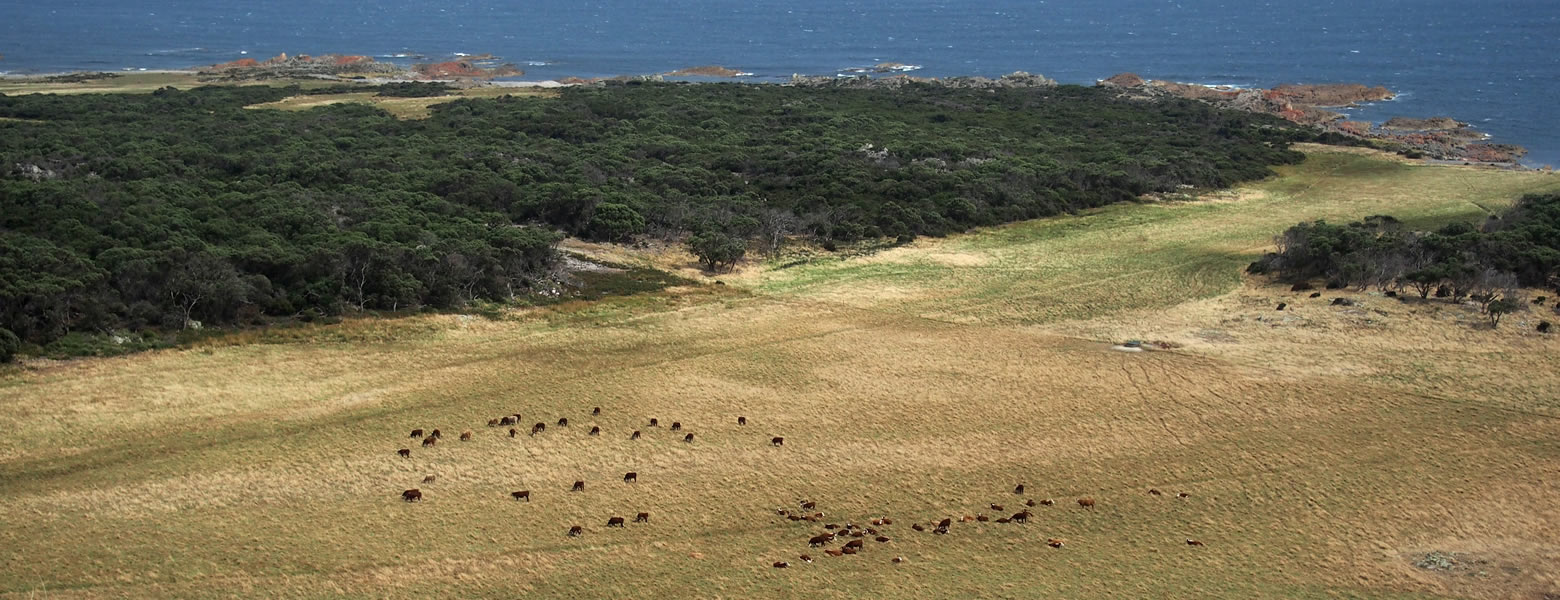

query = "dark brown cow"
[
  {"left": 937, "top": 518, "right": 953, "bottom": 529},
  {"left": 422, "top": 436, "right": 437, "bottom": 447},
  {"left": 500, "top": 416, "right": 516, "bottom": 426},
  {"left": 771, "top": 437, "right": 784, "bottom": 447},
  {"left": 556, "top": 417, "right": 568, "bottom": 427},
  {"left": 1011, "top": 510, "right": 1032, "bottom": 523},
  {"left": 1039, "top": 499, "right": 1055, "bottom": 506},
  {"left": 635, "top": 512, "right": 649, "bottom": 523},
  {"left": 401, "top": 489, "right": 422, "bottom": 502},
  {"left": 623, "top": 472, "right": 637, "bottom": 483},
  {"left": 1177, "top": 492, "right": 1190, "bottom": 499},
  {"left": 410, "top": 428, "right": 424, "bottom": 438},
  {"left": 511, "top": 490, "right": 530, "bottom": 501},
  {"left": 799, "top": 501, "right": 816, "bottom": 511},
  {"left": 990, "top": 504, "right": 1003, "bottom": 511},
  {"left": 589, "top": 426, "right": 601, "bottom": 436},
  {"left": 487, "top": 418, "right": 500, "bottom": 427},
  {"left": 1025, "top": 499, "right": 1036, "bottom": 507},
  {"left": 1047, "top": 538, "right": 1065, "bottom": 548},
  {"left": 911, "top": 524, "right": 925, "bottom": 532},
  {"left": 1186, "top": 539, "right": 1204, "bottom": 546},
  {"left": 649, "top": 418, "right": 659, "bottom": 427},
  {"left": 568, "top": 526, "right": 583, "bottom": 537},
  {"left": 772, "top": 561, "right": 789, "bottom": 568},
  {"left": 808, "top": 534, "right": 834, "bottom": 547},
  {"left": 933, "top": 525, "right": 949, "bottom": 535},
  {"left": 630, "top": 430, "right": 641, "bottom": 440},
  {"left": 995, "top": 518, "right": 1010, "bottom": 524},
  {"left": 592, "top": 407, "right": 601, "bottom": 416},
  {"left": 571, "top": 480, "right": 585, "bottom": 492},
  {"left": 1014, "top": 484, "right": 1025, "bottom": 495},
  {"left": 430, "top": 429, "right": 442, "bottom": 439},
  {"left": 1077, "top": 497, "right": 1095, "bottom": 510},
  {"left": 509, "top": 428, "right": 518, "bottom": 438},
  {"left": 976, "top": 515, "right": 989, "bottom": 522},
  {"left": 800, "top": 554, "right": 813, "bottom": 563},
  {"left": 1148, "top": 488, "right": 1162, "bottom": 496},
  {"left": 683, "top": 433, "right": 694, "bottom": 443},
  {"left": 531, "top": 423, "right": 545, "bottom": 435},
  {"left": 670, "top": 422, "right": 682, "bottom": 431},
  {"left": 422, "top": 474, "right": 436, "bottom": 483},
  {"left": 397, "top": 448, "right": 411, "bottom": 458},
  {"left": 880, "top": 518, "right": 892, "bottom": 525},
  {"left": 787, "top": 515, "right": 803, "bottom": 521},
  {"left": 824, "top": 524, "right": 838, "bottom": 530},
  {"left": 607, "top": 516, "right": 625, "bottom": 527},
  {"left": 841, "top": 546, "right": 859, "bottom": 555},
  {"left": 844, "top": 539, "right": 864, "bottom": 550},
  {"left": 459, "top": 430, "right": 472, "bottom": 441},
  {"left": 824, "top": 549, "right": 844, "bottom": 557},
  {"left": 892, "top": 556, "right": 906, "bottom": 563},
  {"left": 875, "top": 536, "right": 890, "bottom": 543},
  {"left": 737, "top": 416, "right": 747, "bottom": 426}
]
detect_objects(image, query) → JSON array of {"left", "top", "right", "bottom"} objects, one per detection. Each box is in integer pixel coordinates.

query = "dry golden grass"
[
  {"left": 0, "top": 72, "right": 342, "bottom": 95},
  {"left": 245, "top": 86, "right": 559, "bottom": 119},
  {"left": 1, "top": 148, "right": 1558, "bottom": 599}
]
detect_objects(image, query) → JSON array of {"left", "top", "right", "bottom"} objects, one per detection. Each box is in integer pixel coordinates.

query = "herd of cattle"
[{"left": 391, "top": 407, "right": 1206, "bottom": 566}]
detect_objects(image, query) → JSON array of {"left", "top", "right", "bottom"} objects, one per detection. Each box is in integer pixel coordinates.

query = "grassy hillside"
[{"left": 1, "top": 148, "right": 1557, "bottom": 599}]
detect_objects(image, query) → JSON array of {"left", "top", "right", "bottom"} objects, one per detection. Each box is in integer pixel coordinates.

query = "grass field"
[
  {"left": 244, "top": 86, "right": 560, "bottom": 119},
  {"left": 2, "top": 147, "right": 1559, "bottom": 598}
]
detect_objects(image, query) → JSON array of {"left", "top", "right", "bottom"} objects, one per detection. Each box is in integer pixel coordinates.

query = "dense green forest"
[
  {"left": 0, "top": 80, "right": 1321, "bottom": 356},
  {"left": 1249, "top": 193, "right": 1560, "bottom": 325}
]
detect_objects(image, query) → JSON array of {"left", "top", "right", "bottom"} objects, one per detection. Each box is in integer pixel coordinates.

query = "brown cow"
[
  {"left": 1039, "top": 499, "right": 1055, "bottom": 506},
  {"left": 1149, "top": 488, "right": 1162, "bottom": 496},
  {"left": 592, "top": 407, "right": 601, "bottom": 416},
  {"left": 430, "top": 429, "right": 442, "bottom": 439},
  {"left": 511, "top": 490, "right": 530, "bottom": 501},
  {"left": 800, "top": 554, "right": 813, "bottom": 563},
  {"left": 1025, "top": 499, "right": 1036, "bottom": 507},
  {"left": 648, "top": 418, "right": 659, "bottom": 427},
  {"left": 841, "top": 546, "right": 859, "bottom": 555},
  {"left": 397, "top": 448, "right": 411, "bottom": 458},
  {"left": 1014, "top": 484, "right": 1025, "bottom": 495},
  {"left": 808, "top": 534, "right": 834, "bottom": 547},
  {"left": 635, "top": 512, "right": 649, "bottom": 523},
  {"left": 773, "top": 561, "right": 789, "bottom": 568},
  {"left": 824, "top": 549, "right": 844, "bottom": 557},
  {"left": 1177, "top": 492, "right": 1190, "bottom": 499},
  {"left": 1011, "top": 510, "right": 1031, "bottom": 523},
  {"left": 571, "top": 480, "right": 585, "bottom": 492},
  {"left": 556, "top": 418, "right": 568, "bottom": 427},
  {"left": 799, "top": 501, "right": 816, "bottom": 510},
  {"left": 880, "top": 518, "right": 893, "bottom": 525},
  {"left": 995, "top": 518, "right": 1010, "bottom": 524},
  {"left": 623, "top": 472, "right": 637, "bottom": 483},
  {"left": 990, "top": 504, "right": 1004, "bottom": 511},
  {"left": 937, "top": 518, "right": 953, "bottom": 529},
  {"left": 401, "top": 489, "right": 422, "bottom": 502},
  {"left": 487, "top": 418, "right": 500, "bottom": 427},
  {"left": 976, "top": 515, "right": 989, "bottom": 522},
  {"left": 875, "top": 536, "right": 890, "bottom": 543},
  {"left": 892, "top": 556, "right": 906, "bottom": 563},
  {"left": 933, "top": 525, "right": 949, "bottom": 535},
  {"left": 960, "top": 516, "right": 975, "bottom": 523},
  {"left": 683, "top": 433, "right": 694, "bottom": 443},
  {"left": 737, "top": 416, "right": 747, "bottom": 426},
  {"left": 911, "top": 524, "right": 925, "bottom": 532},
  {"left": 531, "top": 422, "right": 545, "bottom": 435},
  {"left": 670, "top": 422, "right": 682, "bottom": 431},
  {"left": 771, "top": 437, "right": 784, "bottom": 447},
  {"left": 422, "top": 474, "right": 436, "bottom": 483},
  {"left": 1077, "top": 497, "right": 1095, "bottom": 510},
  {"left": 630, "top": 430, "right": 641, "bottom": 440},
  {"left": 607, "top": 516, "right": 625, "bottom": 527},
  {"left": 1047, "top": 538, "right": 1065, "bottom": 548},
  {"left": 844, "top": 539, "right": 864, "bottom": 550},
  {"left": 589, "top": 426, "right": 601, "bottom": 436},
  {"left": 1186, "top": 539, "right": 1204, "bottom": 546},
  {"left": 422, "top": 436, "right": 437, "bottom": 447},
  {"left": 509, "top": 428, "right": 518, "bottom": 438},
  {"left": 787, "top": 515, "right": 803, "bottom": 521},
  {"left": 410, "top": 428, "right": 424, "bottom": 438},
  {"left": 500, "top": 416, "right": 516, "bottom": 426},
  {"left": 459, "top": 430, "right": 472, "bottom": 441},
  {"left": 568, "top": 526, "right": 583, "bottom": 537}
]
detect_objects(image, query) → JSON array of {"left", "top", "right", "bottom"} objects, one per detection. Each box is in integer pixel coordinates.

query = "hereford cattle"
[
  {"left": 511, "top": 490, "right": 530, "bottom": 501},
  {"left": 423, "top": 474, "right": 436, "bottom": 483},
  {"left": 990, "top": 504, "right": 1003, "bottom": 511},
  {"left": 607, "top": 516, "right": 625, "bottom": 527},
  {"left": 648, "top": 418, "right": 659, "bottom": 427},
  {"left": 531, "top": 423, "right": 545, "bottom": 435},
  {"left": 976, "top": 515, "right": 989, "bottom": 522},
  {"left": 397, "top": 448, "right": 411, "bottom": 458},
  {"left": 825, "top": 524, "right": 838, "bottom": 530},
  {"left": 1077, "top": 497, "right": 1095, "bottom": 510},
  {"left": 1039, "top": 499, "right": 1054, "bottom": 506},
  {"left": 870, "top": 519, "right": 884, "bottom": 526},
  {"left": 487, "top": 418, "right": 500, "bottom": 427},
  {"left": 995, "top": 518, "right": 1010, "bottom": 524},
  {"left": 623, "top": 472, "right": 637, "bottom": 483},
  {"left": 1177, "top": 492, "right": 1190, "bottom": 498},
  {"left": 401, "top": 489, "right": 422, "bottom": 502},
  {"left": 409, "top": 429, "right": 424, "bottom": 438},
  {"left": 670, "top": 422, "right": 682, "bottom": 431},
  {"left": 892, "top": 556, "right": 906, "bottom": 563},
  {"left": 824, "top": 549, "right": 844, "bottom": 557},
  {"left": 459, "top": 430, "right": 472, "bottom": 441},
  {"left": 1186, "top": 539, "right": 1204, "bottom": 546},
  {"left": 911, "top": 524, "right": 925, "bottom": 532},
  {"left": 843, "top": 540, "right": 864, "bottom": 550},
  {"left": 937, "top": 518, "right": 952, "bottom": 529},
  {"left": 556, "top": 418, "right": 568, "bottom": 427},
  {"left": 771, "top": 437, "right": 784, "bottom": 447},
  {"left": 1014, "top": 484, "right": 1025, "bottom": 495},
  {"left": 630, "top": 430, "right": 641, "bottom": 440},
  {"left": 787, "top": 515, "right": 803, "bottom": 521},
  {"left": 1011, "top": 510, "right": 1031, "bottom": 523},
  {"left": 422, "top": 436, "right": 437, "bottom": 447},
  {"left": 509, "top": 428, "right": 518, "bottom": 438},
  {"left": 737, "top": 416, "right": 747, "bottom": 425},
  {"left": 500, "top": 416, "right": 516, "bottom": 426},
  {"left": 960, "top": 516, "right": 975, "bottom": 523},
  {"left": 933, "top": 525, "right": 949, "bottom": 535},
  {"left": 800, "top": 501, "right": 816, "bottom": 510},
  {"left": 430, "top": 429, "right": 442, "bottom": 439},
  {"left": 875, "top": 536, "right": 890, "bottom": 543},
  {"left": 880, "top": 518, "right": 892, "bottom": 525},
  {"left": 808, "top": 534, "right": 834, "bottom": 547},
  {"left": 568, "top": 526, "right": 583, "bottom": 537},
  {"left": 1148, "top": 488, "right": 1162, "bottom": 496},
  {"left": 592, "top": 407, "right": 601, "bottom": 416},
  {"left": 1047, "top": 538, "right": 1065, "bottom": 548},
  {"left": 800, "top": 554, "right": 813, "bottom": 563},
  {"left": 683, "top": 433, "right": 694, "bottom": 443},
  {"left": 589, "top": 426, "right": 601, "bottom": 436},
  {"left": 772, "top": 561, "right": 789, "bottom": 568},
  {"left": 635, "top": 512, "right": 650, "bottom": 523},
  {"left": 1025, "top": 499, "right": 1036, "bottom": 507},
  {"left": 571, "top": 480, "right": 585, "bottom": 492}
]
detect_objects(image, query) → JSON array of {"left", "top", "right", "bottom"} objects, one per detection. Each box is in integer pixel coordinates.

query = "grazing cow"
[
  {"left": 607, "top": 516, "right": 625, "bottom": 527},
  {"left": 670, "top": 422, "right": 682, "bottom": 431},
  {"left": 875, "top": 536, "right": 890, "bottom": 543},
  {"left": 557, "top": 418, "right": 568, "bottom": 427},
  {"left": 937, "top": 518, "right": 953, "bottom": 529},
  {"left": 630, "top": 430, "right": 641, "bottom": 440},
  {"left": 422, "top": 436, "right": 437, "bottom": 448},
  {"left": 788, "top": 515, "right": 803, "bottom": 522},
  {"left": 1047, "top": 538, "right": 1065, "bottom": 548},
  {"left": 511, "top": 490, "right": 530, "bottom": 501},
  {"left": 649, "top": 418, "right": 659, "bottom": 427},
  {"left": 1186, "top": 539, "right": 1204, "bottom": 546},
  {"left": 1540, "top": 321, "right": 1553, "bottom": 333},
  {"left": 1011, "top": 511, "right": 1031, "bottom": 523},
  {"left": 592, "top": 407, "right": 601, "bottom": 416},
  {"left": 635, "top": 512, "right": 649, "bottom": 523},
  {"left": 911, "top": 524, "right": 925, "bottom": 532},
  {"left": 960, "top": 516, "right": 975, "bottom": 523},
  {"left": 995, "top": 518, "right": 1010, "bottom": 524},
  {"left": 824, "top": 549, "right": 844, "bottom": 557},
  {"left": 401, "top": 489, "right": 422, "bottom": 502},
  {"left": 397, "top": 448, "right": 411, "bottom": 458},
  {"left": 737, "top": 416, "right": 747, "bottom": 426},
  {"left": 500, "top": 416, "right": 516, "bottom": 426},
  {"left": 850, "top": 530, "right": 865, "bottom": 537},
  {"left": 800, "top": 501, "right": 816, "bottom": 510},
  {"left": 1276, "top": 303, "right": 1286, "bottom": 311},
  {"left": 1026, "top": 499, "right": 1036, "bottom": 507},
  {"left": 1177, "top": 492, "right": 1190, "bottom": 498},
  {"left": 410, "top": 429, "right": 424, "bottom": 438},
  {"left": 809, "top": 534, "right": 834, "bottom": 547},
  {"left": 990, "top": 504, "right": 1003, "bottom": 511},
  {"left": 430, "top": 429, "right": 442, "bottom": 439},
  {"left": 683, "top": 433, "right": 694, "bottom": 443},
  {"left": 800, "top": 554, "right": 813, "bottom": 563},
  {"left": 1039, "top": 499, "right": 1054, "bottom": 506},
  {"left": 1149, "top": 488, "right": 1162, "bottom": 496},
  {"left": 623, "top": 472, "right": 637, "bottom": 483},
  {"left": 423, "top": 475, "right": 436, "bottom": 483},
  {"left": 773, "top": 561, "right": 789, "bottom": 568},
  {"left": 568, "top": 526, "right": 583, "bottom": 537},
  {"left": 488, "top": 418, "right": 500, "bottom": 427},
  {"left": 1077, "top": 497, "right": 1095, "bottom": 510},
  {"left": 509, "top": 428, "right": 518, "bottom": 438},
  {"left": 1014, "top": 484, "right": 1025, "bottom": 495},
  {"left": 933, "top": 525, "right": 950, "bottom": 535},
  {"left": 892, "top": 556, "right": 906, "bottom": 563},
  {"left": 976, "top": 515, "right": 989, "bottom": 522},
  {"left": 1309, "top": 292, "right": 1322, "bottom": 298},
  {"left": 459, "top": 430, "right": 472, "bottom": 441},
  {"left": 531, "top": 423, "right": 545, "bottom": 436},
  {"left": 881, "top": 518, "right": 893, "bottom": 525},
  {"left": 771, "top": 437, "right": 785, "bottom": 447},
  {"left": 571, "top": 480, "right": 585, "bottom": 492},
  {"left": 589, "top": 426, "right": 601, "bottom": 436},
  {"left": 870, "top": 519, "right": 884, "bottom": 526},
  {"left": 841, "top": 546, "right": 859, "bottom": 555},
  {"left": 825, "top": 524, "right": 838, "bottom": 530}
]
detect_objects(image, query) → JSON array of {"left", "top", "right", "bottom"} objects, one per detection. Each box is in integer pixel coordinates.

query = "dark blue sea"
[{"left": 3, "top": 0, "right": 1556, "bottom": 166}]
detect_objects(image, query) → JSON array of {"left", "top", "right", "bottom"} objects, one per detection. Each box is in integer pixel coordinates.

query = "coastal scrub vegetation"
[{"left": 1, "top": 80, "right": 1318, "bottom": 349}]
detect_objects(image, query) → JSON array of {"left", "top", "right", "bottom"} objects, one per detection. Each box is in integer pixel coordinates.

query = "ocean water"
[{"left": 2, "top": 0, "right": 1556, "bottom": 165}]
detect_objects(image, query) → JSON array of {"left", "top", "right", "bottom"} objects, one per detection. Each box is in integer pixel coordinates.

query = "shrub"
[{"left": 0, "top": 327, "right": 18, "bottom": 363}]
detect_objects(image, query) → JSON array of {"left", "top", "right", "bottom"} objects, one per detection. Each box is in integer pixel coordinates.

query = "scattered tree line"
[
  {"left": 1, "top": 80, "right": 1325, "bottom": 356},
  {"left": 1249, "top": 193, "right": 1560, "bottom": 327}
]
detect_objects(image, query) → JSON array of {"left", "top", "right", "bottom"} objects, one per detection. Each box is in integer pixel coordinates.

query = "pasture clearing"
[
  {"left": 244, "top": 86, "right": 559, "bottom": 119},
  {"left": 0, "top": 148, "right": 1558, "bottom": 598}
]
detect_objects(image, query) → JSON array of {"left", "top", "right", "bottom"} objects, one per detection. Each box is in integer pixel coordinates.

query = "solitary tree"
[
  {"left": 687, "top": 231, "right": 746, "bottom": 272},
  {"left": 1487, "top": 297, "right": 1518, "bottom": 328}
]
